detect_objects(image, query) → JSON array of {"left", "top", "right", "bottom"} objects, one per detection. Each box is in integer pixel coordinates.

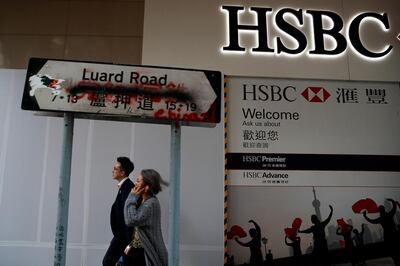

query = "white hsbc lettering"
[{"left": 221, "top": 6, "right": 393, "bottom": 59}]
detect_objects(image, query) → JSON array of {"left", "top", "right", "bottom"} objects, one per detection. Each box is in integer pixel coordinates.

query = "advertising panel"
[
  {"left": 225, "top": 76, "right": 400, "bottom": 265},
  {"left": 226, "top": 76, "right": 400, "bottom": 187}
]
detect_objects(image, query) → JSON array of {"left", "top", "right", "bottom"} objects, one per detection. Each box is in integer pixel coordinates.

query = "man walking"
[{"left": 103, "top": 157, "right": 134, "bottom": 266}]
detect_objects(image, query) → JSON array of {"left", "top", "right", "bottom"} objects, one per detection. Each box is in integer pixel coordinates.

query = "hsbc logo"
[
  {"left": 301, "top": 87, "right": 331, "bottom": 102},
  {"left": 221, "top": 6, "right": 394, "bottom": 59},
  {"left": 239, "top": 82, "right": 389, "bottom": 105},
  {"left": 241, "top": 84, "right": 333, "bottom": 103}
]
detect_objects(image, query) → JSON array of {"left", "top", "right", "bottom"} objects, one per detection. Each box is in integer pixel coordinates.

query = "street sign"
[{"left": 22, "top": 58, "right": 221, "bottom": 126}]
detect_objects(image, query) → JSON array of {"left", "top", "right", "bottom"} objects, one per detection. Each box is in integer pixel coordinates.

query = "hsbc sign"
[
  {"left": 221, "top": 6, "right": 394, "bottom": 59},
  {"left": 242, "top": 83, "right": 332, "bottom": 103},
  {"left": 301, "top": 87, "right": 331, "bottom": 103}
]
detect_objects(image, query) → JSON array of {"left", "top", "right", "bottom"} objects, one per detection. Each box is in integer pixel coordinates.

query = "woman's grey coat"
[{"left": 124, "top": 193, "right": 168, "bottom": 266}]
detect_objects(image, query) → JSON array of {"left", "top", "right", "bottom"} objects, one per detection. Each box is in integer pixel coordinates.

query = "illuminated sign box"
[{"left": 22, "top": 58, "right": 222, "bottom": 126}]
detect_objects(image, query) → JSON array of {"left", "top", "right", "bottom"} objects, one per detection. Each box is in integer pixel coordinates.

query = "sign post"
[
  {"left": 54, "top": 112, "right": 74, "bottom": 266},
  {"left": 21, "top": 58, "right": 221, "bottom": 266},
  {"left": 168, "top": 122, "right": 181, "bottom": 266}
]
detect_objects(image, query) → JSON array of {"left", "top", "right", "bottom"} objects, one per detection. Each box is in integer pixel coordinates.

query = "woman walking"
[{"left": 124, "top": 169, "right": 168, "bottom": 266}]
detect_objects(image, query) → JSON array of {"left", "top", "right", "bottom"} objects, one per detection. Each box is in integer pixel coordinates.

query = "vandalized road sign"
[{"left": 22, "top": 58, "right": 221, "bottom": 126}]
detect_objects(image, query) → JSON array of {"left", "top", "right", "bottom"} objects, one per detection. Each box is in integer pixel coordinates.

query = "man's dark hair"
[{"left": 117, "top": 157, "right": 134, "bottom": 176}]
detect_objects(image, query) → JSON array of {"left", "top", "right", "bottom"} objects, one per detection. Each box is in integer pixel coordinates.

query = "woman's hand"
[{"left": 131, "top": 185, "right": 144, "bottom": 196}]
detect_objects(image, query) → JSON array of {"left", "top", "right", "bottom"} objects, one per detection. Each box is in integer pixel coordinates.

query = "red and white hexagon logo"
[{"left": 301, "top": 87, "right": 330, "bottom": 102}]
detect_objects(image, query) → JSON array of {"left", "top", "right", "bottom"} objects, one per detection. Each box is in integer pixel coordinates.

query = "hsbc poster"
[
  {"left": 225, "top": 76, "right": 400, "bottom": 264},
  {"left": 226, "top": 76, "right": 400, "bottom": 187}
]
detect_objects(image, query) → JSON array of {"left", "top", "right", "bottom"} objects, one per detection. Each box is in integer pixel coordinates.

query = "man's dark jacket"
[{"left": 111, "top": 178, "right": 134, "bottom": 244}]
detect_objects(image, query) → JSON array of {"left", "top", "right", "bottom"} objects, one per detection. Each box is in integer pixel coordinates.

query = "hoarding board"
[{"left": 225, "top": 76, "right": 400, "bottom": 263}]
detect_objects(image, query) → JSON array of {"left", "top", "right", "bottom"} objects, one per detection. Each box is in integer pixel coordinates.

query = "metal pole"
[
  {"left": 53, "top": 113, "right": 74, "bottom": 266},
  {"left": 168, "top": 121, "right": 181, "bottom": 266}
]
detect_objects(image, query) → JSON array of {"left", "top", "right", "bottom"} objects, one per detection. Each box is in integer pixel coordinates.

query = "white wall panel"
[
  {"left": 0, "top": 70, "right": 45, "bottom": 241},
  {"left": 87, "top": 120, "right": 134, "bottom": 244}
]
